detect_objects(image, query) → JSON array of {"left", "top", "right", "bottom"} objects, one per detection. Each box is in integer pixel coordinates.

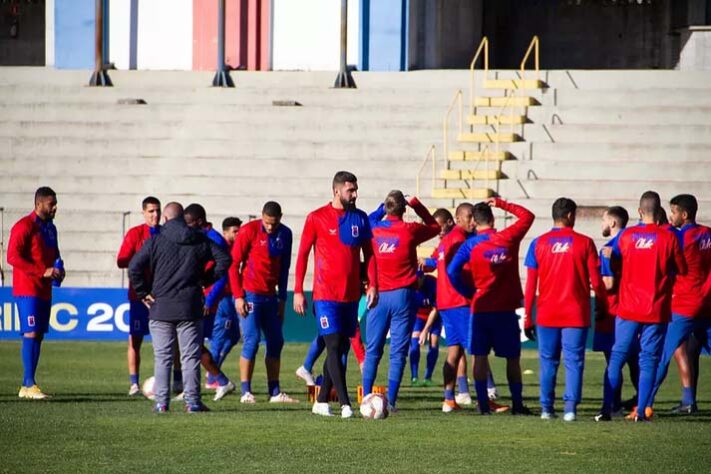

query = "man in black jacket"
[{"left": 129, "top": 202, "right": 232, "bottom": 412}]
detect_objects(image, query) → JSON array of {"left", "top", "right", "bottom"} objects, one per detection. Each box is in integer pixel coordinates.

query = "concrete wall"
[
  {"left": 678, "top": 26, "right": 711, "bottom": 70},
  {"left": 272, "top": 0, "right": 358, "bottom": 71}
]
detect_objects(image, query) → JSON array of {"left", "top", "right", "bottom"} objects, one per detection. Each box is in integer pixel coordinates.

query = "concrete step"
[
  {"left": 431, "top": 188, "right": 495, "bottom": 199},
  {"left": 511, "top": 160, "right": 711, "bottom": 182},
  {"left": 448, "top": 150, "right": 513, "bottom": 161},
  {"left": 440, "top": 169, "right": 503, "bottom": 180},
  {"left": 474, "top": 96, "right": 540, "bottom": 107},
  {"left": 528, "top": 142, "right": 711, "bottom": 162},
  {"left": 546, "top": 124, "right": 711, "bottom": 145},
  {"left": 467, "top": 114, "right": 528, "bottom": 125},
  {"left": 484, "top": 79, "right": 546, "bottom": 90},
  {"left": 554, "top": 88, "right": 711, "bottom": 107},
  {"left": 457, "top": 132, "right": 521, "bottom": 143},
  {"left": 518, "top": 179, "right": 709, "bottom": 201},
  {"left": 530, "top": 106, "right": 711, "bottom": 126}
]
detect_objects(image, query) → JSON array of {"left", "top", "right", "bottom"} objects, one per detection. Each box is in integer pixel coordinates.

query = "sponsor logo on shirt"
[
  {"left": 699, "top": 235, "right": 711, "bottom": 251},
  {"left": 351, "top": 225, "right": 360, "bottom": 238},
  {"left": 549, "top": 237, "right": 572, "bottom": 254},
  {"left": 484, "top": 247, "right": 508, "bottom": 264},
  {"left": 376, "top": 237, "right": 399, "bottom": 254},
  {"left": 320, "top": 316, "right": 330, "bottom": 329},
  {"left": 633, "top": 232, "right": 656, "bottom": 249}
]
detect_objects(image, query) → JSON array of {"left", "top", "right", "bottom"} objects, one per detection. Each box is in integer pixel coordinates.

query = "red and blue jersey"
[
  {"left": 606, "top": 223, "right": 686, "bottom": 324},
  {"left": 597, "top": 231, "right": 623, "bottom": 333},
  {"left": 229, "top": 219, "right": 292, "bottom": 301},
  {"left": 369, "top": 197, "right": 439, "bottom": 292},
  {"left": 447, "top": 199, "right": 534, "bottom": 313},
  {"left": 671, "top": 223, "right": 711, "bottom": 318},
  {"left": 117, "top": 223, "right": 159, "bottom": 301},
  {"left": 295, "top": 203, "right": 376, "bottom": 303},
  {"left": 203, "top": 225, "right": 231, "bottom": 309},
  {"left": 435, "top": 226, "right": 473, "bottom": 311},
  {"left": 8, "top": 212, "right": 60, "bottom": 300},
  {"left": 416, "top": 275, "right": 437, "bottom": 320},
  {"left": 524, "top": 227, "right": 605, "bottom": 328}
]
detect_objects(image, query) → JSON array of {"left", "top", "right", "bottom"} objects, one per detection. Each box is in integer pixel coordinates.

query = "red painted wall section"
[{"left": 193, "top": 0, "right": 270, "bottom": 71}]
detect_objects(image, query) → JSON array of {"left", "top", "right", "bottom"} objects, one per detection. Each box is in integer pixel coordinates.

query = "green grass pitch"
[{"left": 1, "top": 342, "right": 710, "bottom": 473}]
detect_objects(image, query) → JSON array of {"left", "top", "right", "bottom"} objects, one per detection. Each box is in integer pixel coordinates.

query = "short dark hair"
[
  {"left": 262, "top": 201, "right": 282, "bottom": 217},
  {"left": 34, "top": 186, "right": 56, "bottom": 203},
  {"left": 222, "top": 217, "right": 242, "bottom": 230},
  {"left": 670, "top": 194, "right": 698, "bottom": 221},
  {"left": 433, "top": 208, "right": 453, "bottom": 222},
  {"left": 639, "top": 191, "right": 661, "bottom": 216},
  {"left": 552, "top": 197, "right": 577, "bottom": 221},
  {"left": 142, "top": 196, "right": 161, "bottom": 210},
  {"left": 184, "top": 203, "right": 207, "bottom": 221},
  {"left": 606, "top": 206, "right": 629, "bottom": 228},
  {"left": 472, "top": 202, "right": 494, "bottom": 226},
  {"left": 655, "top": 206, "right": 668, "bottom": 225},
  {"left": 332, "top": 171, "right": 357, "bottom": 189},
  {"left": 455, "top": 202, "right": 474, "bottom": 217},
  {"left": 384, "top": 190, "right": 407, "bottom": 216}
]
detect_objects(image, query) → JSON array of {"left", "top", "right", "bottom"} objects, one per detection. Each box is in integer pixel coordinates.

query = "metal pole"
[
  {"left": 333, "top": 0, "right": 356, "bottom": 88},
  {"left": 213, "top": 0, "right": 235, "bottom": 87},
  {"left": 89, "top": 0, "right": 113, "bottom": 86}
]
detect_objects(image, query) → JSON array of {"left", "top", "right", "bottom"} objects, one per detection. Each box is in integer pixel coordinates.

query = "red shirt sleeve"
[
  {"left": 229, "top": 226, "right": 252, "bottom": 299},
  {"left": 524, "top": 267, "right": 538, "bottom": 329},
  {"left": 496, "top": 199, "right": 535, "bottom": 243},
  {"left": 363, "top": 238, "right": 378, "bottom": 290},
  {"left": 7, "top": 220, "right": 45, "bottom": 278},
  {"left": 117, "top": 227, "right": 138, "bottom": 269},
  {"left": 409, "top": 197, "right": 440, "bottom": 244},
  {"left": 294, "top": 214, "right": 316, "bottom": 294}
]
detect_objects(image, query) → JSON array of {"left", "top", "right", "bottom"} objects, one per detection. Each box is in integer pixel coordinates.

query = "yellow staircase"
[{"left": 429, "top": 36, "right": 545, "bottom": 201}]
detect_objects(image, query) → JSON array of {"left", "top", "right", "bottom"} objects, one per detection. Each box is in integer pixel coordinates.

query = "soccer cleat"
[
  {"left": 611, "top": 408, "right": 625, "bottom": 418},
  {"left": 594, "top": 412, "right": 611, "bottom": 422},
  {"left": 240, "top": 392, "right": 256, "bottom": 404},
  {"left": 295, "top": 366, "right": 316, "bottom": 386},
  {"left": 488, "top": 400, "right": 510, "bottom": 413},
  {"left": 670, "top": 403, "right": 698, "bottom": 415},
  {"left": 204, "top": 380, "right": 220, "bottom": 391},
  {"left": 411, "top": 377, "right": 419, "bottom": 387},
  {"left": 341, "top": 405, "right": 354, "bottom": 418},
  {"left": 387, "top": 404, "right": 398, "bottom": 415},
  {"left": 442, "top": 400, "right": 462, "bottom": 413},
  {"left": 625, "top": 406, "right": 654, "bottom": 420},
  {"left": 563, "top": 412, "right": 577, "bottom": 422},
  {"left": 455, "top": 392, "right": 473, "bottom": 405},
  {"left": 185, "top": 402, "right": 211, "bottom": 413},
  {"left": 540, "top": 411, "right": 557, "bottom": 420},
  {"left": 269, "top": 392, "right": 299, "bottom": 403},
  {"left": 312, "top": 402, "right": 332, "bottom": 417},
  {"left": 19, "top": 385, "right": 49, "bottom": 400},
  {"left": 488, "top": 387, "right": 499, "bottom": 401},
  {"left": 213, "top": 381, "right": 236, "bottom": 401},
  {"left": 511, "top": 405, "right": 534, "bottom": 416},
  {"left": 421, "top": 379, "right": 434, "bottom": 387},
  {"left": 634, "top": 415, "right": 651, "bottom": 423},
  {"left": 173, "top": 392, "right": 185, "bottom": 402},
  {"left": 153, "top": 403, "right": 169, "bottom": 413},
  {"left": 621, "top": 396, "right": 637, "bottom": 411},
  {"left": 128, "top": 384, "right": 142, "bottom": 397}
]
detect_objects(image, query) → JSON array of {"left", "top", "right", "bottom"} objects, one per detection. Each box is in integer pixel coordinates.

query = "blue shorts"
[
  {"left": 313, "top": 300, "right": 359, "bottom": 337},
  {"left": 129, "top": 301, "right": 150, "bottom": 336},
  {"left": 469, "top": 311, "right": 521, "bottom": 358},
  {"left": 212, "top": 296, "right": 240, "bottom": 345},
  {"left": 413, "top": 316, "right": 442, "bottom": 337},
  {"left": 202, "top": 313, "right": 215, "bottom": 340},
  {"left": 439, "top": 306, "right": 470, "bottom": 347},
  {"left": 16, "top": 296, "right": 51, "bottom": 335},
  {"left": 592, "top": 331, "right": 615, "bottom": 353}
]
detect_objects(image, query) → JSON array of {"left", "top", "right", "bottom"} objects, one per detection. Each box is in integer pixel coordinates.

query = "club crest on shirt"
[
  {"left": 633, "top": 232, "right": 656, "bottom": 249},
  {"left": 328, "top": 228, "right": 337, "bottom": 236},
  {"left": 549, "top": 236, "right": 572, "bottom": 254},
  {"left": 28, "top": 315, "right": 35, "bottom": 326},
  {"left": 351, "top": 225, "right": 360, "bottom": 238},
  {"left": 320, "top": 316, "right": 330, "bottom": 329},
  {"left": 259, "top": 239, "right": 267, "bottom": 246},
  {"left": 376, "top": 236, "right": 399, "bottom": 254}
]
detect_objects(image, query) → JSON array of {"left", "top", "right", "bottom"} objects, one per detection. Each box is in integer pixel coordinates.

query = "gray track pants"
[{"left": 149, "top": 319, "right": 203, "bottom": 407}]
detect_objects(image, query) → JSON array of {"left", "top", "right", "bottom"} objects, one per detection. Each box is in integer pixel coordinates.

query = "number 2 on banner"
[{"left": 87, "top": 303, "right": 114, "bottom": 331}]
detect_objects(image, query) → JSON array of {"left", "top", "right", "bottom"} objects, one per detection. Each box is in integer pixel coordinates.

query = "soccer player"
[
  {"left": 294, "top": 171, "right": 378, "bottom": 418},
  {"left": 593, "top": 206, "right": 640, "bottom": 419},
  {"left": 447, "top": 197, "right": 535, "bottom": 415},
  {"left": 209, "top": 217, "right": 243, "bottom": 379},
  {"left": 434, "top": 202, "right": 476, "bottom": 413},
  {"left": 410, "top": 273, "right": 440, "bottom": 387},
  {"left": 9, "top": 187, "right": 64, "bottom": 399},
  {"left": 229, "top": 201, "right": 297, "bottom": 404},
  {"left": 117, "top": 196, "right": 162, "bottom": 396},
  {"left": 184, "top": 204, "right": 236, "bottom": 401},
  {"left": 599, "top": 191, "right": 686, "bottom": 422},
  {"left": 361, "top": 191, "right": 439, "bottom": 410},
  {"left": 648, "top": 194, "right": 711, "bottom": 413},
  {"left": 524, "top": 197, "right": 607, "bottom": 421}
]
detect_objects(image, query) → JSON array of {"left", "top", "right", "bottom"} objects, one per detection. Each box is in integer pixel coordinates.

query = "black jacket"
[{"left": 128, "top": 217, "right": 232, "bottom": 322}]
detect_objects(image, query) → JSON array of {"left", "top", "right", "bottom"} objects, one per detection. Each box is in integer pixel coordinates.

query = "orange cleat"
[
  {"left": 442, "top": 399, "right": 462, "bottom": 413},
  {"left": 625, "top": 406, "right": 654, "bottom": 420},
  {"left": 488, "top": 400, "right": 510, "bottom": 413}
]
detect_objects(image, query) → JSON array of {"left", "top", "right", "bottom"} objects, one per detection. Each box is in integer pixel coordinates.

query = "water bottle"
[{"left": 52, "top": 258, "right": 64, "bottom": 288}]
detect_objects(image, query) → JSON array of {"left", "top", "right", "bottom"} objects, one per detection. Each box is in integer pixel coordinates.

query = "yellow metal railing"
[
  {"left": 416, "top": 145, "right": 437, "bottom": 198},
  {"left": 520, "top": 35, "right": 540, "bottom": 82},
  {"left": 469, "top": 36, "right": 489, "bottom": 117},
  {"left": 442, "top": 89, "right": 463, "bottom": 167}
]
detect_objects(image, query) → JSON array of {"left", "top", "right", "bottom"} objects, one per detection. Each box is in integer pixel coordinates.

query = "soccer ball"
[
  {"left": 142, "top": 376, "right": 156, "bottom": 400},
  {"left": 359, "top": 393, "right": 389, "bottom": 419}
]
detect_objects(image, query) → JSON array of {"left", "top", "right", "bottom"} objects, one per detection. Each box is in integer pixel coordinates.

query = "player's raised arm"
[
  {"left": 368, "top": 202, "right": 386, "bottom": 228},
  {"left": 409, "top": 196, "right": 440, "bottom": 243},
  {"left": 490, "top": 198, "right": 535, "bottom": 243},
  {"left": 293, "top": 213, "right": 316, "bottom": 315}
]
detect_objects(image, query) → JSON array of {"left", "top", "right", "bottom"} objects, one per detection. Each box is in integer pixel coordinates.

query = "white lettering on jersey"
[
  {"left": 635, "top": 238, "right": 655, "bottom": 249},
  {"left": 699, "top": 237, "right": 711, "bottom": 251},
  {"left": 378, "top": 242, "right": 397, "bottom": 254},
  {"left": 551, "top": 242, "right": 570, "bottom": 254}
]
